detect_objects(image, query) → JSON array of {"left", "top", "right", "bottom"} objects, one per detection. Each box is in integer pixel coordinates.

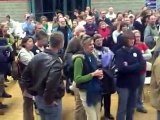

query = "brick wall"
[
  {"left": 0, "top": 0, "right": 30, "bottom": 22},
  {"left": 91, "top": 0, "right": 145, "bottom": 12}
]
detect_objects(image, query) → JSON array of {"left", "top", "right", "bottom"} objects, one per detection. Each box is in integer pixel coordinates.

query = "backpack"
[
  {"left": 11, "top": 52, "right": 26, "bottom": 80},
  {"left": 102, "top": 56, "right": 117, "bottom": 94},
  {"left": 63, "top": 53, "right": 74, "bottom": 79}
]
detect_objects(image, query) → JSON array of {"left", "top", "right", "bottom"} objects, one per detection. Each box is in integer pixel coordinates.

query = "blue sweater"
[{"left": 115, "top": 47, "right": 145, "bottom": 90}]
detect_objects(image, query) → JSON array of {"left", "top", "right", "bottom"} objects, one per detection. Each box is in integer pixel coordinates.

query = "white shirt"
[
  {"left": 19, "top": 47, "right": 34, "bottom": 66},
  {"left": 78, "top": 20, "right": 86, "bottom": 26},
  {"left": 106, "top": 13, "right": 116, "bottom": 21},
  {"left": 18, "top": 47, "right": 34, "bottom": 98},
  {"left": 112, "top": 30, "right": 121, "bottom": 44}
]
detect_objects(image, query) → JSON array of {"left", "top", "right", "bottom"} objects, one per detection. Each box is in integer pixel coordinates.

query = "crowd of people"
[{"left": 0, "top": 5, "right": 160, "bottom": 120}]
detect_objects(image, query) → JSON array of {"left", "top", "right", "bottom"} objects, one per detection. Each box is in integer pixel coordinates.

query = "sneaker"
[
  {"left": 0, "top": 103, "right": 8, "bottom": 109},
  {"left": 5, "top": 78, "right": 10, "bottom": 82},
  {"left": 105, "top": 114, "right": 114, "bottom": 120},
  {"left": 35, "top": 108, "right": 40, "bottom": 115},
  {"left": 69, "top": 85, "right": 76, "bottom": 91},
  {"left": 4, "top": 84, "right": 8, "bottom": 87},
  {"left": 136, "top": 107, "right": 148, "bottom": 113},
  {"left": 1, "top": 92, "right": 12, "bottom": 98}
]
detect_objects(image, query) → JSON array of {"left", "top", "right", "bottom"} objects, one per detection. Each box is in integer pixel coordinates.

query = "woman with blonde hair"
[{"left": 73, "top": 35, "right": 103, "bottom": 120}]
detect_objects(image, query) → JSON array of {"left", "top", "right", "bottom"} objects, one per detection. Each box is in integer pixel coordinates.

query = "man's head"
[
  {"left": 49, "top": 32, "right": 64, "bottom": 51},
  {"left": 128, "top": 14, "right": 135, "bottom": 24},
  {"left": 86, "top": 16, "right": 93, "bottom": 24},
  {"left": 72, "top": 19, "right": 78, "bottom": 28},
  {"left": 119, "top": 22, "right": 128, "bottom": 32},
  {"left": 116, "top": 12, "right": 123, "bottom": 21},
  {"left": 58, "top": 17, "right": 66, "bottom": 27},
  {"left": 108, "top": 7, "right": 114, "bottom": 14},
  {"left": 40, "top": 16, "right": 48, "bottom": 25},
  {"left": 6, "top": 15, "right": 10, "bottom": 21},
  {"left": 86, "top": 6, "right": 91, "bottom": 11},
  {"left": 74, "top": 25, "right": 86, "bottom": 37},
  {"left": 101, "top": 10, "right": 107, "bottom": 18},
  {"left": 26, "top": 16, "right": 32, "bottom": 23},
  {"left": 74, "top": 9, "right": 79, "bottom": 16},
  {"left": 35, "top": 22, "right": 44, "bottom": 33},
  {"left": 149, "top": 15, "right": 156, "bottom": 26},
  {"left": 124, "top": 17, "right": 130, "bottom": 25},
  {"left": 35, "top": 31, "right": 48, "bottom": 47}
]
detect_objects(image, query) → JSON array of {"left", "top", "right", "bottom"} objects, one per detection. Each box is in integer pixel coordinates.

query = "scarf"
[{"left": 84, "top": 53, "right": 102, "bottom": 106}]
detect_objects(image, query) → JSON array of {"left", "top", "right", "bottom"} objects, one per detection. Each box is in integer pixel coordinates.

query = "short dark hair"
[
  {"left": 21, "top": 36, "right": 33, "bottom": 48},
  {"left": 93, "top": 34, "right": 102, "bottom": 41},
  {"left": 35, "top": 31, "right": 48, "bottom": 41},
  {"left": 49, "top": 32, "right": 64, "bottom": 48},
  {"left": 119, "top": 21, "right": 128, "bottom": 31},
  {"left": 122, "top": 30, "right": 135, "bottom": 46}
]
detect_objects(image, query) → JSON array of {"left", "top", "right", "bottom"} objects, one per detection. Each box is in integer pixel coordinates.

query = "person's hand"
[
  {"left": 98, "top": 75, "right": 104, "bottom": 80},
  {"left": 51, "top": 101, "right": 58, "bottom": 106},
  {"left": 91, "top": 69, "right": 103, "bottom": 77},
  {"left": 124, "top": 61, "right": 128, "bottom": 66}
]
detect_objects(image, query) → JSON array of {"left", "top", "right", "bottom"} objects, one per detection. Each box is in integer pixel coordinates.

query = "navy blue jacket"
[
  {"left": 115, "top": 47, "right": 145, "bottom": 90},
  {"left": 84, "top": 23, "right": 97, "bottom": 36},
  {"left": 0, "top": 38, "right": 11, "bottom": 74}
]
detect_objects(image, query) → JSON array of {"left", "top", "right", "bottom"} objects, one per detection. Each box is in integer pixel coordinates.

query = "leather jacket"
[{"left": 21, "top": 49, "right": 65, "bottom": 104}]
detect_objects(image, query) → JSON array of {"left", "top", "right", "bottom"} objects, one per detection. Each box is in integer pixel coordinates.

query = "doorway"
[{"left": 32, "top": 0, "right": 89, "bottom": 21}]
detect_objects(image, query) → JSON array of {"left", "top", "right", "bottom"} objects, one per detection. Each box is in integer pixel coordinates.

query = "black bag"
[
  {"left": 63, "top": 53, "right": 73, "bottom": 79},
  {"left": 11, "top": 53, "right": 26, "bottom": 80},
  {"left": 101, "top": 57, "right": 117, "bottom": 94}
]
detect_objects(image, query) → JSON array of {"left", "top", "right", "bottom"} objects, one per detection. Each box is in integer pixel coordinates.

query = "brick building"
[{"left": 0, "top": 0, "right": 152, "bottom": 22}]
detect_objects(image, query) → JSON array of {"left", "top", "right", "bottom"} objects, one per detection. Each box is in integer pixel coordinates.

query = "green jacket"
[{"left": 73, "top": 54, "right": 93, "bottom": 84}]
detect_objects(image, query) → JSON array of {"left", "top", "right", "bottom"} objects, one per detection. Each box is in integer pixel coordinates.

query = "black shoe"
[
  {"left": 136, "top": 107, "right": 148, "bottom": 113},
  {"left": 4, "top": 84, "right": 8, "bottom": 87},
  {"left": 1, "top": 92, "right": 12, "bottom": 98},
  {"left": 5, "top": 78, "right": 10, "bottom": 82},
  {"left": 105, "top": 114, "right": 114, "bottom": 120},
  {"left": 70, "top": 90, "right": 74, "bottom": 96},
  {"left": 0, "top": 103, "right": 8, "bottom": 109},
  {"left": 66, "top": 89, "right": 72, "bottom": 94}
]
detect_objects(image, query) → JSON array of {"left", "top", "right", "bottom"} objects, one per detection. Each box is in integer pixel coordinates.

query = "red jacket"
[{"left": 98, "top": 27, "right": 111, "bottom": 39}]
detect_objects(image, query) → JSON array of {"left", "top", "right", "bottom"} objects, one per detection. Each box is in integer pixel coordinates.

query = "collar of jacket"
[{"left": 44, "top": 49, "right": 58, "bottom": 56}]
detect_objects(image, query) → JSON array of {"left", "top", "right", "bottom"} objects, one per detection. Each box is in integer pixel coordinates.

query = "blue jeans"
[
  {"left": 136, "top": 73, "right": 145, "bottom": 109},
  {"left": 35, "top": 96, "right": 62, "bottom": 120},
  {"left": 116, "top": 88, "right": 137, "bottom": 120}
]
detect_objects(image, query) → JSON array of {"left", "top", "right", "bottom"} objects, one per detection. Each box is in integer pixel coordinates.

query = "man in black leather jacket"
[{"left": 21, "top": 32, "right": 65, "bottom": 120}]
